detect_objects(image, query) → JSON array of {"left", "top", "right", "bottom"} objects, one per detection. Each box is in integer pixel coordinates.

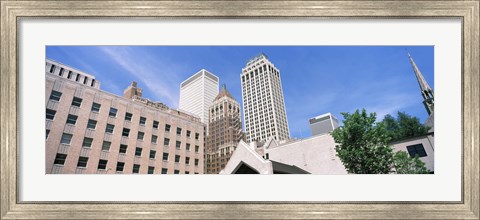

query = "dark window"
[
  {"left": 195, "top": 145, "right": 199, "bottom": 153},
  {"left": 54, "top": 153, "right": 67, "bottom": 165},
  {"left": 176, "top": 141, "right": 181, "bottom": 149},
  {"left": 153, "top": 120, "right": 159, "bottom": 129},
  {"left": 91, "top": 102, "right": 101, "bottom": 112},
  {"left": 122, "top": 128, "right": 130, "bottom": 137},
  {"left": 139, "top": 116, "right": 146, "bottom": 125},
  {"left": 406, "top": 144, "right": 428, "bottom": 158},
  {"left": 75, "top": 74, "right": 80, "bottom": 82},
  {"left": 137, "top": 131, "right": 144, "bottom": 140},
  {"left": 175, "top": 155, "right": 180, "bottom": 163},
  {"left": 67, "top": 71, "right": 72, "bottom": 79},
  {"left": 135, "top": 147, "right": 142, "bottom": 156},
  {"left": 195, "top": 133, "right": 199, "bottom": 140},
  {"left": 49, "top": 64, "right": 56, "bottom": 73},
  {"left": 60, "top": 133, "right": 72, "bottom": 144},
  {"left": 98, "top": 159, "right": 108, "bottom": 170},
  {"left": 149, "top": 150, "right": 156, "bottom": 159},
  {"left": 102, "top": 141, "right": 111, "bottom": 151},
  {"left": 151, "top": 135, "right": 158, "bottom": 144},
  {"left": 59, "top": 68, "right": 65, "bottom": 76},
  {"left": 116, "top": 162, "right": 125, "bottom": 172},
  {"left": 91, "top": 79, "right": 96, "bottom": 87},
  {"left": 66, "top": 114, "right": 78, "bottom": 125},
  {"left": 164, "top": 138, "right": 170, "bottom": 146},
  {"left": 186, "top": 143, "right": 190, "bottom": 151},
  {"left": 161, "top": 168, "right": 168, "bottom": 174},
  {"left": 46, "top": 129, "right": 50, "bottom": 139},
  {"left": 82, "top": 137, "right": 93, "bottom": 148},
  {"left": 77, "top": 157, "right": 88, "bottom": 168},
  {"left": 186, "top": 130, "right": 191, "bottom": 138},
  {"left": 185, "top": 157, "right": 190, "bottom": 165},
  {"left": 176, "top": 127, "right": 182, "bottom": 135},
  {"left": 132, "top": 164, "right": 140, "bottom": 174},
  {"left": 46, "top": 109, "right": 56, "bottom": 120},
  {"left": 109, "top": 107, "right": 117, "bottom": 117},
  {"left": 185, "top": 171, "right": 190, "bottom": 174},
  {"left": 87, "top": 119, "right": 97, "bottom": 129},
  {"left": 71, "top": 97, "right": 82, "bottom": 107},
  {"left": 162, "top": 153, "right": 169, "bottom": 161},
  {"left": 83, "top": 76, "right": 88, "bottom": 85},
  {"left": 105, "top": 124, "right": 114, "bottom": 133},
  {"left": 165, "top": 124, "right": 171, "bottom": 132},
  {"left": 148, "top": 166, "right": 154, "bottom": 174},
  {"left": 124, "top": 112, "right": 132, "bottom": 121},
  {"left": 49, "top": 90, "right": 62, "bottom": 101},
  {"left": 119, "top": 144, "right": 128, "bottom": 154},
  {"left": 174, "top": 170, "right": 180, "bottom": 174},
  {"left": 194, "top": 159, "right": 199, "bottom": 166}
]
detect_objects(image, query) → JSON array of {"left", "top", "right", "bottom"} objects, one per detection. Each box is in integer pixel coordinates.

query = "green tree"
[
  {"left": 382, "top": 112, "right": 430, "bottom": 142},
  {"left": 393, "top": 151, "right": 430, "bottom": 174},
  {"left": 331, "top": 109, "right": 394, "bottom": 174}
]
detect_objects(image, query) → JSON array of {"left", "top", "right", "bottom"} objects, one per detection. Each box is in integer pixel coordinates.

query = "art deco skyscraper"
[
  {"left": 408, "top": 52, "right": 434, "bottom": 115},
  {"left": 241, "top": 53, "right": 290, "bottom": 143},
  {"left": 205, "top": 84, "right": 245, "bottom": 174},
  {"left": 179, "top": 69, "right": 219, "bottom": 124}
]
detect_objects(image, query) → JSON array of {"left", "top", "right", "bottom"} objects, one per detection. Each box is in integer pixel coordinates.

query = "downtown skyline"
[{"left": 46, "top": 46, "right": 434, "bottom": 139}]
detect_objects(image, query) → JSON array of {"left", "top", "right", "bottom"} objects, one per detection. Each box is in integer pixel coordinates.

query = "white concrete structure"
[
  {"left": 241, "top": 53, "right": 290, "bottom": 143},
  {"left": 309, "top": 113, "right": 339, "bottom": 136},
  {"left": 179, "top": 69, "right": 219, "bottom": 124},
  {"left": 221, "top": 134, "right": 347, "bottom": 174},
  {"left": 392, "top": 133, "right": 434, "bottom": 172}
]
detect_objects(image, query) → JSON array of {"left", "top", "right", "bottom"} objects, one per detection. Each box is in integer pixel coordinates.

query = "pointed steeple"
[
  {"left": 408, "top": 52, "right": 434, "bottom": 115},
  {"left": 214, "top": 83, "right": 235, "bottom": 101}
]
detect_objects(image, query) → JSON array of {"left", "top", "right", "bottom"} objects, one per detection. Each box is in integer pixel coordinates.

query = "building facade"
[
  {"left": 391, "top": 133, "right": 435, "bottom": 172},
  {"left": 241, "top": 53, "right": 290, "bottom": 143},
  {"left": 205, "top": 85, "right": 245, "bottom": 174},
  {"left": 309, "top": 113, "right": 339, "bottom": 136},
  {"left": 179, "top": 69, "right": 219, "bottom": 124},
  {"left": 45, "top": 59, "right": 205, "bottom": 174}
]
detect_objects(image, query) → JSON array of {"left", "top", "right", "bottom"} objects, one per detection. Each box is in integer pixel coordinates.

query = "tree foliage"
[
  {"left": 382, "top": 112, "right": 430, "bottom": 142},
  {"left": 331, "top": 109, "right": 394, "bottom": 174},
  {"left": 393, "top": 151, "right": 430, "bottom": 174}
]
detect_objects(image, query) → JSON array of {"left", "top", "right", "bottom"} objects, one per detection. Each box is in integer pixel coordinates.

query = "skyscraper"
[
  {"left": 241, "top": 53, "right": 290, "bottom": 143},
  {"left": 179, "top": 69, "right": 219, "bottom": 124},
  {"left": 408, "top": 52, "right": 434, "bottom": 115},
  {"left": 205, "top": 84, "right": 245, "bottom": 173},
  {"left": 309, "top": 113, "right": 339, "bottom": 136}
]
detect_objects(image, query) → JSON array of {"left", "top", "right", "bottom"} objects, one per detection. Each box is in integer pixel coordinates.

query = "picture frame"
[{"left": 1, "top": 0, "right": 478, "bottom": 219}]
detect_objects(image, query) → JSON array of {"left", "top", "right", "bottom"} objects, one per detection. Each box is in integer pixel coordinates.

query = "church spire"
[{"left": 408, "top": 52, "right": 434, "bottom": 115}]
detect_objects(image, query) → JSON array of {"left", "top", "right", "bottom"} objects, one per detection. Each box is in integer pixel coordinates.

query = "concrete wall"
[{"left": 392, "top": 134, "right": 434, "bottom": 172}]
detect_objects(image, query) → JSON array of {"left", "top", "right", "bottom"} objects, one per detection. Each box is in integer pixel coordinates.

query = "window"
[
  {"left": 176, "top": 141, "right": 181, "bottom": 149},
  {"left": 77, "top": 157, "right": 88, "bottom": 168},
  {"left": 162, "top": 153, "right": 169, "bottom": 161},
  {"left": 195, "top": 145, "right": 199, "bottom": 153},
  {"left": 175, "top": 155, "right": 180, "bottom": 163},
  {"left": 135, "top": 147, "right": 142, "bottom": 156},
  {"left": 186, "top": 143, "right": 190, "bottom": 151},
  {"left": 165, "top": 124, "right": 171, "bottom": 132},
  {"left": 105, "top": 124, "right": 114, "bottom": 133},
  {"left": 153, "top": 120, "right": 159, "bottom": 129},
  {"left": 164, "top": 138, "right": 170, "bottom": 146},
  {"left": 132, "top": 164, "right": 140, "bottom": 174},
  {"left": 148, "top": 166, "right": 154, "bottom": 174},
  {"left": 122, "top": 128, "right": 130, "bottom": 137},
  {"left": 176, "top": 127, "right": 182, "bottom": 135},
  {"left": 124, "top": 112, "right": 132, "bottom": 121},
  {"left": 149, "top": 150, "right": 156, "bottom": 159},
  {"left": 195, "top": 133, "right": 200, "bottom": 140},
  {"left": 406, "top": 144, "right": 428, "bottom": 158},
  {"left": 49, "top": 64, "right": 56, "bottom": 73},
  {"left": 174, "top": 170, "right": 180, "bottom": 174},
  {"left": 109, "top": 107, "right": 118, "bottom": 117},
  {"left": 60, "top": 133, "right": 72, "bottom": 144},
  {"left": 102, "top": 141, "right": 111, "bottom": 151},
  {"left": 87, "top": 119, "right": 97, "bottom": 129},
  {"left": 151, "top": 135, "right": 158, "bottom": 144},
  {"left": 46, "top": 109, "right": 56, "bottom": 120},
  {"left": 119, "top": 144, "right": 127, "bottom": 154},
  {"left": 185, "top": 157, "right": 190, "bottom": 165},
  {"left": 194, "top": 159, "right": 199, "bottom": 166},
  {"left": 186, "top": 130, "right": 191, "bottom": 138},
  {"left": 91, "top": 102, "right": 101, "bottom": 112},
  {"left": 83, "top": 76, "right": 88, "bottom": 85},
  {"left": 54, "top": 153, "right": 67, "bottom": 165},
  {"left": 67, "top": 71, "right": 72, "bottom": 79},
  {"left": 116, "top": 162, "right": 125, "bottom": 172},
  {"left": 91, "top": 79, "right": 96, "bottom": 87},
  {"left": 71, "top": 97, "right": 82, "bottom": 107},
  {"left": 185, "top": 171, "right": 190, "bottom": 174},
  {"left": 82, "top": 137, "right": 93, "bottom": 148},
  {"left": 98, "top": 159, "right": 107, "bottom": 170},
  {"left": 161, "top": 168, "right": 168, "bottom": 174},
  {"left": 49, "top": 90, "right": 62, "bottom": 101},
  {"left": 139, "top": 116, "right": 146, "bottom": 125},
  {"left": 75, "top": 74, "right": 80, "bottom": 82},
  {"left": 46, "top": 129, "right": 50, "bottom": 140},
  {"left": 137, "top": 131, "right": 144, "bottom": 140},
  {"left": 66, "top": 114, "right": 78, "bottom": 125}
]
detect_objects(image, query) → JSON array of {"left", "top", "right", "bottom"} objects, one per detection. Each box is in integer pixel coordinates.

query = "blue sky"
[{"left": 46, "top": 46, "right": 434, "bottom": 139}]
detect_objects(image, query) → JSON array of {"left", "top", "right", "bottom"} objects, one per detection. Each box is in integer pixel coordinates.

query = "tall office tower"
[
  {"left": 45, "top": 59, "right": 205, "bottom": 174},
  {"left": 408, "top": 52, "right": 434, "bottom": 115},
  {"left": 309, "top": 113, "right": 339, "bottom": 136},
  {"left": 179, "top": 69, "right": 219, "bottom": 124},
  {"left": 241, "top": 53, "right": 290, "bottom": 143},
  {"left": 205, "top": 84, "right": 245, "bottom": 174}
]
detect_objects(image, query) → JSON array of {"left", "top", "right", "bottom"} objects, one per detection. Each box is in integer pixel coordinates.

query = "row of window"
[{"left": 48, "top": 64, "right": 96, "bottom": 87}]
